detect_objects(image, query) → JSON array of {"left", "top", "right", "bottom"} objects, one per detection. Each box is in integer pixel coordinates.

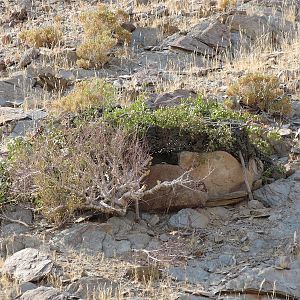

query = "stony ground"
[{"left": 0, "top": 0, "right": 300, "bottom": 299}]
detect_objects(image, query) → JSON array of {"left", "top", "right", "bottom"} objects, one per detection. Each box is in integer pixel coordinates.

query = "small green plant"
[
  {"left": 227, "top": 73, "right": 292, "bottom": 116},
  {"left": 50, "top": 79, "right": 117, "bottom": 116},
  {"left": 0, "top": 161, "right": 10, "bottom": 203},
  {"left": 19, "top": 26, "right": 62, "bottom": 48},
  {"left": 77, "top": 4, "right": 131, "bottom": 68}
]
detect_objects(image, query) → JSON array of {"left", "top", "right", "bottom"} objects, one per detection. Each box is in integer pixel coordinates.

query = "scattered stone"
[{"left": 168, "top": 208, "right": 209, "bottom": 229}]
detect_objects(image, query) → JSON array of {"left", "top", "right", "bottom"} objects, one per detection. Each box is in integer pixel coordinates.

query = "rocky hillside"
[{"left": 0, "top": 0, "right": 300, "bottom": 299}]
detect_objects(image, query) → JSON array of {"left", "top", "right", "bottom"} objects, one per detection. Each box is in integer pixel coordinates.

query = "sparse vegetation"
[
  {"left": 76, "top": 4, "right": 131, "bottom": 68},
  {"left": 227, "top": 73, "right": 292, "bottom": 116},
  {"left": 8, "top": 122, "right": 150, "bottom": 225},
  {"left": 19, "top": 25, "right": 62, "bottom": 48}
]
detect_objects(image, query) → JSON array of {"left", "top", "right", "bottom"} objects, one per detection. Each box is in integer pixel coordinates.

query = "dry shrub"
[
  {"left": 9, "top": 122, "right": 150, "bottom": 225},
  {"left": 19, "top": 26, "right": 62, "bottom": 48},
  {"left": 77, "top": 4, "right": 131, "bottom": 68},
  {"left": 50, "top": 79, "right": 117, "bottom": 115},
  {"left": 227, "top": 73, "right": 292, "bottom": 116},
  {"left": 217, "top": 0, "right": 237, "bottom": 11}
]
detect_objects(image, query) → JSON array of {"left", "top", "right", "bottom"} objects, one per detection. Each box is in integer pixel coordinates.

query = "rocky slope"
[{"left": 0, "top": 0, "right": 300, "bottom": 299}]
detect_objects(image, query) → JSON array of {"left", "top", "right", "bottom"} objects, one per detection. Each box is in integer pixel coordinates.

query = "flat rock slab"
[
  {"left": 0, "top": 107, "right": 29, "bottom": 124},
  {"left": 20, "top": 286, "right": 71, "bottom": 300},
  {"left": 222, "top": 259, "right": 300, "bottom": 298},
  {"left": 2, "top": 248, "right": 53, "bottom": 282}
]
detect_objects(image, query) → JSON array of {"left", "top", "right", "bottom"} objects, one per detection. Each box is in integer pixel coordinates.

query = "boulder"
[
  {"left": 178, "top": 151, "right": 255, "bottom": 199},
  {"left": 226, "top": 14, "right": 275, "bottom": 41},
  {"left": 170, "top": 20, "right": 230, "bottom": 55},
  {"left": 2, "top": 248, "right": 53, "bottom": 283},
  {"left": 140, "top": 164, "right": 208, "bottom": 212}
]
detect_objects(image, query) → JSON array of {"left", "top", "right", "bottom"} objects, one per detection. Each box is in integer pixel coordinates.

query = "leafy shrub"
[
  {"left": 50, "top": 79, "right": 117, "bottom": 116},
  {"left": 77, "top": 5, "right": 131, "bottom": 68},
  {"left": 227, "top": 73, "right": 291, "bottom": 116},
  {"left": 9, "top": 122, "right": 150, "bottom": 225},
  {"left": 104, "top": 96, "right": 252, "bottom": 152},
  {"left": 19, "top": 26, "right": 62, "bottom": 48}
]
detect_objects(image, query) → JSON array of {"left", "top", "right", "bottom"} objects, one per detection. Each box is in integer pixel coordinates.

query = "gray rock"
[
  {"left": 218, "top": 254, "right": 236, "bottom": 267},
  {"left": 253, "top": 178, "right": 300, "bottom": 207},
  {"left": 20, "top": 286, "right": 71, "bottom": 300},
  {"left": 66, "top": 276, "right": 117, "bottom": 298},
  {"left": 127, "top": 233, "right": 151, "bottom": 249},
  {"left": 132, "top": 27, "right": 162, "bottom": 48},
  {"left": 0, "top": 107, "right": 28, "bottom": 124},
  {"left": 51, "top": 223, "right": 107, "bottom": 253},
  {"left": 2, "top": 248, "right": 53, "bottom": 283},
  {"left": 3, "top": 205, "right": 33, "bottom": 225},
  {"left": 168, "top": 209, "right": 209, "bottom": 229},
  {"left": 248, "top": 200, "right": 265, "bottom": 209},
  {"left": 168, "top": 266, "right": 209, "bottom": 284},
  {"left": 0, "top": 74, "right": 32, "bottom": 107},
  {"left": 107, "top": 217, "right": 133, "bottom": 235},
  {"left": 19, "top": 48, "right": 39, "bottom": 68},
  {"left": 223, "top": 259, "right": 300, "bottom": 298},
  {"left": 18, "top": 282, "right": 37, "bottom": 294},
  {"left": 169, "top": 20, "right": 230, "bottom": 56},
  {"left": 0, "top": 234, "right": 41, "bottom": 258},
  {"left": 1, "top": 223, "right": 29, "bottom": 236},
  {"left": 102, "top": 235, "right": 131, "bottom": 257}
]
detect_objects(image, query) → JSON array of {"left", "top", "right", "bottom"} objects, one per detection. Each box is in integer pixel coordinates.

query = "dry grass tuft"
[
  {"left": 77, "top": 4, "right": 131, "bottom": 68},
  {"left": 217, "top": 0, "right": 237, "bottom": 11},
  {"left": 50, "top": 79, "right": 117, "bottom": 115},
  {"left": 19, "top": 26, "right": 63, "bottom": 48},
  {"left": 227, "top": 73, "right": 292, "bottom": 116}
]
